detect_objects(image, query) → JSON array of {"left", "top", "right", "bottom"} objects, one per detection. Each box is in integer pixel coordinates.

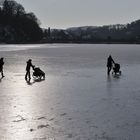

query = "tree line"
[
  {"left": 0, "top": 0, "right": 140, "bottom": 44},
  {"left": 0, "top": 0, "right": 43, "bottom": 43}
]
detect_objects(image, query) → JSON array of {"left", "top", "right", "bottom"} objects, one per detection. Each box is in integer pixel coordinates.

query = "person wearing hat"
[
  {"left": 0, "top": 57, "right": 4, "bottom": 78},
  {"left": 25, "top": 59, "right": 34, "bottom": 81}
]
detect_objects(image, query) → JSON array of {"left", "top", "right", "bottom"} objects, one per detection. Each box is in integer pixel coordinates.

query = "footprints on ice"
[
  {"left": 60, "top": 113, "right": 67, "bottom": 116},
  {"left": 37, "top": 117, "right": 46, "bottom": 120},
  {"left": 37, "top": 124, "right": 50, "bottom": 129},
  {"left": 29, "top": 113, "right": 68, "bottom": 132},
  {"left": 49, "top": 118, "right": 54, "bottom": 121},
  {"left": 12, "top": 112, "right": 73, "bottom": 136},
  {"left": 13, "top": 115, "right": 26, "bottom": 122}
]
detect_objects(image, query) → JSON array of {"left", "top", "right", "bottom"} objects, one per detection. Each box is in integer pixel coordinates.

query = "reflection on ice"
[{"left": 0, "top": 44, "right": 140, "bottom": 139}]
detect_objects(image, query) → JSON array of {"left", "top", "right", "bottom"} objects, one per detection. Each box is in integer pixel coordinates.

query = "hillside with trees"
[
  {"left": 0, "top": 0, "right": 43, "bottom": 43},
  {"left": 45, "top": 20, "right": 140, "bottom": 44}
]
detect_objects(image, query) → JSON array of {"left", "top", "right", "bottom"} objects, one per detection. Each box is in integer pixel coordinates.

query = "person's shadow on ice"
[{"left": 26, "top": 78, "right": 45, "bottom": 85}]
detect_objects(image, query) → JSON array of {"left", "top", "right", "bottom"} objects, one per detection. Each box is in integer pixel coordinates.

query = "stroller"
[
  {"left": 112, "top": 63, "right": 121, "bottom": 75},
  {"left": 32, "top": 66, "right": 45, "bottom": 80}
]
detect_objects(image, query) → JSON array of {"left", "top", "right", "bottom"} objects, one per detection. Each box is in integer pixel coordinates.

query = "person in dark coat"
[
  {"left": 0, "top": 57, "right": 4, "bottom": 78},
  {"left": 25, "top": 59, "right": 34, "bottom": 81},
  {"left": 107, "top": 55, "right": 115, "bottom": 75}
]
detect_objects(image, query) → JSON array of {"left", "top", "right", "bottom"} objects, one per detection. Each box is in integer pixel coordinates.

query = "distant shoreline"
[
  {"left": 40, "top": 41, "right": 140, "bottom": 44},
  {"left": 0, "top": 41, "right": 140, "bottom": 45}
]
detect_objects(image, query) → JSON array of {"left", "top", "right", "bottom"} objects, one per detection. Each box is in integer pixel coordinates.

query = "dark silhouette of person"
[
  {"left": 25, "top": 59, "right": 34, "bottom": 81},
  {"left": 107, "top": 55, "right": 115, "bottom": 75},
  {"left": 0, "top": 57, "right": 4, "bottom": 78}
]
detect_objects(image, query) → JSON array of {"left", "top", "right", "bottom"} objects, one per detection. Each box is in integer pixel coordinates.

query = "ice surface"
[{"left": 0, "top": 44, "right": 140, "bottom": 140}]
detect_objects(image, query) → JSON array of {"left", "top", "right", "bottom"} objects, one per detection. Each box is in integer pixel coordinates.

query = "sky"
[{"left": 5, "top": 0, "right": 140, "bottom": 29}]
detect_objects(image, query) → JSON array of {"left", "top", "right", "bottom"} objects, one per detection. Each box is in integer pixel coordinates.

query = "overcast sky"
[{"left": 13, "top": 0, "right": 140, "bottom": 29}]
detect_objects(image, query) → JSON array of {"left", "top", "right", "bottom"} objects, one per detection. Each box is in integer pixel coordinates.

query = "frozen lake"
[{"left": 0, "top": 44, "right": 140, "bottom": 140}]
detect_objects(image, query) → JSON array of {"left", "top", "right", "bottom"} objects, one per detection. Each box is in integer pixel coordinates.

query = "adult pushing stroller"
[
  {"left": 32, "top": 65, "right": 45, "bottom": 80},
  {"left": 112, "top": 63, "right": 121, "bottom": 75}
]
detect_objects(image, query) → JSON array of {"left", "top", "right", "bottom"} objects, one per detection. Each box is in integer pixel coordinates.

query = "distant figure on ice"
[
  {"left": 25, "top": 59, "right": 34, "bottom": 81},
  {"left": 107, "top": 55, "right": 115, "bottom": 75},
  {"left": 0, "top": 57, "right": 4, "bottom": 78}
]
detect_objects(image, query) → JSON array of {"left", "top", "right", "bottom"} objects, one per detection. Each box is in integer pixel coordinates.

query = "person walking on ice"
[
  {"left": 25, "top": 59, "right": 34, "bottom": 81},
  {"left": 107, "top": 55, "right": 115, "bottom": 75},
  {"left": 0, "top": 57, "right": 4, "bottom": 78}
]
